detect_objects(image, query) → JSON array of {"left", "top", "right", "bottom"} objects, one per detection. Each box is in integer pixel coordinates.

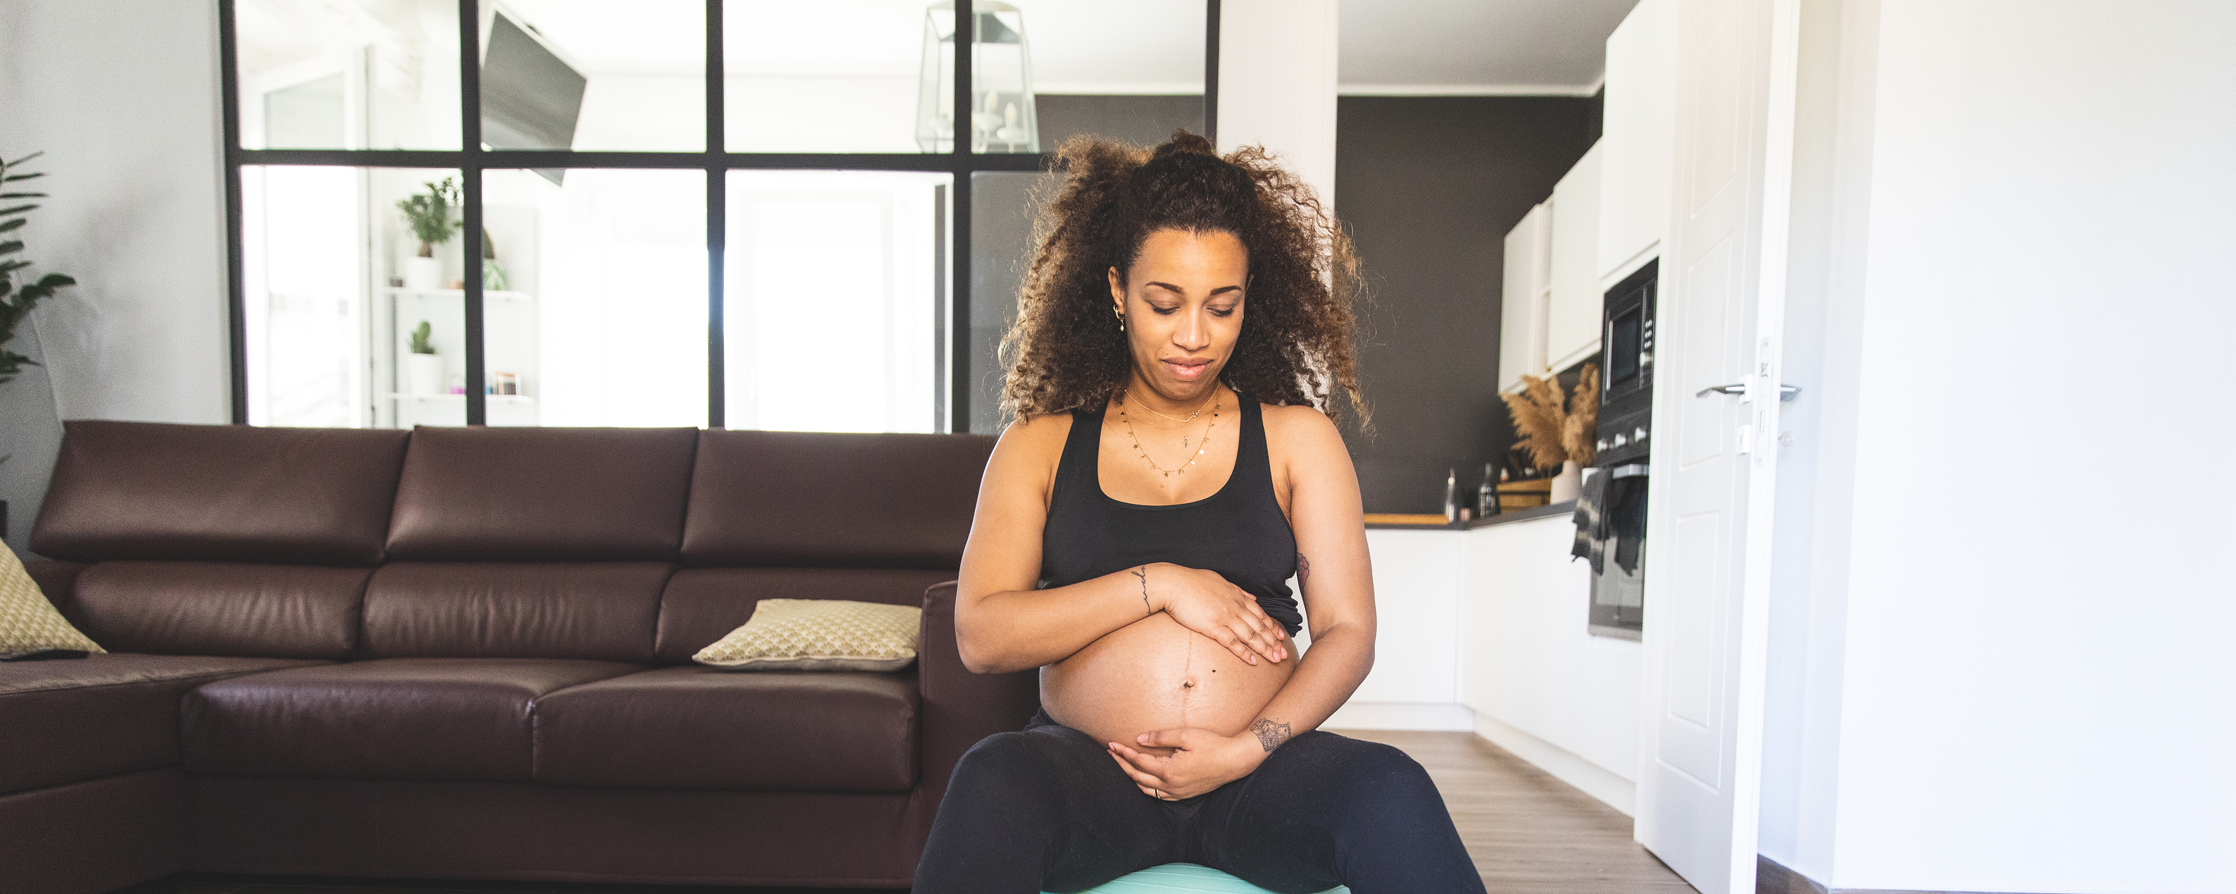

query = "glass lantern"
[{"left": 916, "top": 1, "right": 1039, "bottom": 153}]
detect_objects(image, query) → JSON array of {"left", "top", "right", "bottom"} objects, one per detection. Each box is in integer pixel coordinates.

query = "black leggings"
[{"left": 914, "top": 712, "right": 1487, "bottom": 894}]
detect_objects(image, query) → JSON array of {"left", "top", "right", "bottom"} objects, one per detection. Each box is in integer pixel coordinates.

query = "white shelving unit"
[{"left": 375, "top": 286, "right": 540, "bottom": 427}]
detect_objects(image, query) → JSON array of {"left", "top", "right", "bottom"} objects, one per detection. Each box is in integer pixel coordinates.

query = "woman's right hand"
[{"left": 1148, "top": 563, "right": 1289, "bottom": 665}]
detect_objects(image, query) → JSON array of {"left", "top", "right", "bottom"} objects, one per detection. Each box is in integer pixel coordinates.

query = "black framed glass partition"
[{"left": 222, "top": 0, "right": 1218, "bottom": 433}]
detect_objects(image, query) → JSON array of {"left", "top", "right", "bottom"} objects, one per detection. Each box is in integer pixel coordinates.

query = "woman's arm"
[
  {"left": 954, "top": 414, "right": 1291, "bottom": 674},
  {"left": 1108, "top": 405, "right": 1374, "bottom": 796}
]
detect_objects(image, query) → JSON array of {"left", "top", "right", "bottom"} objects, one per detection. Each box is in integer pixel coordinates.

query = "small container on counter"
[{"left": 1444, "top": 468, "right": 1460, "bottom": 524}]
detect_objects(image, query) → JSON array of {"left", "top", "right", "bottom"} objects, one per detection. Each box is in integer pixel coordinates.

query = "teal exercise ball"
[{"left": 1048, "top": 862, "right": 1349, "bottom": 894}]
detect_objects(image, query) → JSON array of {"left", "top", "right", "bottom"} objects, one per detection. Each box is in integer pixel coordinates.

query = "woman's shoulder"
[
  {"left": 1000, "top": 410, "right": 1079, "bottom": 448},
  {"left": 985, "top": 410, "right": 1080, "bottom": 480},
  {"left": 1256, "top": 400, "right": 1340, "bottom": 442},
  {"left": 1256, "top": 400, "right": 1349, "bottom": 477}
]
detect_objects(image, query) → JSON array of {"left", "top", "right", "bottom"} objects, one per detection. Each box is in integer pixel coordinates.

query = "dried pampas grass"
[
  {"left": 1501, "top": 362, "right": 1601, "bottom": 471},
  {"left": 1565, "top": 364, "right": 1600, "bottom": 467}
]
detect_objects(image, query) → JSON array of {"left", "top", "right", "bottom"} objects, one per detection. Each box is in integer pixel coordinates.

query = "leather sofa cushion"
[
  {"left": 0, "top": 654, "right": 323, "bottom": 794},
  {"left": 32, "top": 421, "right": 408, "bottom": 566},
  {"left": 653, "top": 567, "right": 955, "bottom": 665},
  {"left": 183, "top": 658, "right": 639, "bottom": 782},
  {"left": 71, "top": 562, "right": 368, "bottom": 660},
  {"left": 681, "top": 430, "right": 993, "bottom": 568},
  {"left": 361, "top": 562, "right": 670, "bottom": 662},
  {"left": 532, "top": 665, "right": 919, "bottom": 792},
  {"left": 386, "top": 427, "right": 698, "bottom": 562}
]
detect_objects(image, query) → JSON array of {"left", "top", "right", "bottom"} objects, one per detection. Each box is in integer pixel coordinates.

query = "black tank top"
[{"left": 1040, "top": 396, "right": 1302, "bottom": 635}]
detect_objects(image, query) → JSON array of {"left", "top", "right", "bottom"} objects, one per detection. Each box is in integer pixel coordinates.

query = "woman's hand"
[
  {"left": 1150, "top": 563, "right": 1289, "bottom": 665},
  {"left": 1106, "top": 727, "right": 1273, "bottom": 800}
]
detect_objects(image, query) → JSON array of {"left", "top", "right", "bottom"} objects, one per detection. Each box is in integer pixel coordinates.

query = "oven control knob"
[
  {"left": 1597, "top": 438, "right": 1608, "bottom": 451},
  {"left": 1635, "top": 427, "right": 1648, "bottom": 441},
  {"left": 1613, "top": 433, "right": 1629, "bottom": 447}
]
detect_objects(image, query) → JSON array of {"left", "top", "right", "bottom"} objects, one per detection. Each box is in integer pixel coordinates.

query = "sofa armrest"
[
  {"left": 918, "top": 580, "right": 1038, "bottom": 805},
  {"left": 23, "top": 559, "right": 90, "bottom": 623}
]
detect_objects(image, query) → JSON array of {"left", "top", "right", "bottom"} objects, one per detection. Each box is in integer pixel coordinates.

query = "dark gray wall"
[
  {"left": 970, "top": 170, "right": 1045, "bottom": 435},
  {"left": 1336, "top": 95, "right": 1601, "bottom": 513},
  {"left": 1036, "top": 94, "right": 1205, "bottom": 148},
  {"left": 967, "top": 95, "right": 1207, "bottom": 435}
]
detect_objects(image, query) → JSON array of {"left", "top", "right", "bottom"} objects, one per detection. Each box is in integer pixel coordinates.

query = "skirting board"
[
  {"left": 1471, "top": 711, "right": 1636, "bottom": 816},
  {"left": 1324, "top": 701, "right": 1475, "bottom": 732},
  {"left": 1756, "top": 854, "right": 2013, "bottom": 894}
]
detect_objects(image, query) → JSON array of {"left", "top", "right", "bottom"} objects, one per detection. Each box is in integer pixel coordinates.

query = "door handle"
[{"left": 1695, "top": 382, "right": 1802, "bottom": 401}]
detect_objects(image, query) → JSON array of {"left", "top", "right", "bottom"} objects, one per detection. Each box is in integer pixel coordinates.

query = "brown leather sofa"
[{"left": 0, "top": 421, "right": 1039, "bottom": 894}]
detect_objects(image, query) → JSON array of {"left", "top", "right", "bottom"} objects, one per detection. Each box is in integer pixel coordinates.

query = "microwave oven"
[{"left": 1596, "top": 259, "right": 1656, "bottom": 466}]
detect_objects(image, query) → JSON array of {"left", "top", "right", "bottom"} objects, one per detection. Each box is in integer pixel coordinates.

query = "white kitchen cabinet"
[
  {"left": 1318, "top": 528, "right": 1473, "bottom": 731},
  {"left": 1498, "top": 203, "right": 1552, "bottom": 393},
  {"left": 1596, "top": 0, "right": 1676, "bottom": 286},
  {"left": 1458, "top": 511, "right": 1641, "bottom": 813},
  {"left": 1546, "top": 143, "right": 1604, "bottom": 372}
]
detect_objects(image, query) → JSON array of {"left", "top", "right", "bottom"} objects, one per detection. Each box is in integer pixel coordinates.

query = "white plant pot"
[
  {"left": 1549, "top": 460, "right": 1583, "bottom": 503},
  {"left": 406, "top": 352, "right": 444, "bottom": 395},
  {"left": 403, "top": 256, "right": 442, "bottom": 291}
]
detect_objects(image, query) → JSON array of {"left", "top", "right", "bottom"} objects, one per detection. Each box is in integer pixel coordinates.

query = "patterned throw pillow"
[
  {"left": 1, "top": 544, "right": 103, "bottom": 655},
  {"left": 693, "top": 599, "right": 921, "bottom": 671}
]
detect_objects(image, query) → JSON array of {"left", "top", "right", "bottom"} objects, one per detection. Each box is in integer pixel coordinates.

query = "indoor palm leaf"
[{"left": 0, "top": 151, "right": 76, "bottom": 386}]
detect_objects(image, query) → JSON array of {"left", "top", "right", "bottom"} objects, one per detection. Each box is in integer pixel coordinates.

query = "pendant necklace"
[
  {"left": 1125, "top": 387, "right": 1215, "bottom": 423},
  {"left": 1120, "top": 390, "right": 1223, "bottom": 477}
]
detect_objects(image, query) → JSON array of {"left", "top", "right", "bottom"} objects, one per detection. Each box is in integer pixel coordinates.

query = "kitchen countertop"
[{"left": 1363, "top": 501, "right": 1577, "bottom": 531}]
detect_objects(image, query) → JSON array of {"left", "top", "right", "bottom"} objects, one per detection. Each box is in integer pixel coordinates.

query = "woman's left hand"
[{"left": 1106, "top": 728, "right": 1271, "bottom": 800}]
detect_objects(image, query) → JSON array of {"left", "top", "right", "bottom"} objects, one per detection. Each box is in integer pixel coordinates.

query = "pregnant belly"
[{"left": 1041, "top": 612, "right": 1296, "bottom": 750}]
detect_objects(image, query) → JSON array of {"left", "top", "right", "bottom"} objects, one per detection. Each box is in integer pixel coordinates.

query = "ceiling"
[
  {"left": 512, "top": 0, "right": 1635, "bottom": 95},
  {"left": 245, "top": 0, "right": 1639, "bottom": 97},
  {"left": 1340, "top": 0, "right": 1641, "bottom": 95}
]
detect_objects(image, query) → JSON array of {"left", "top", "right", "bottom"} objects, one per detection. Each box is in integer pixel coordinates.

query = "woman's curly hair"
[{"left": 997, "top": 131, "right": 1368, "bottom": 428}]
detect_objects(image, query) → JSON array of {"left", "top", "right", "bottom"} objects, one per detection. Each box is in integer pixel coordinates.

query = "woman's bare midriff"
[{"left": 1041, "top": 611, "right": 1295, "bottom": 750}]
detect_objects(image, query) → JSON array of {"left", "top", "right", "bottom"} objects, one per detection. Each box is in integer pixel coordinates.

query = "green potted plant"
[
  {"left": 1, "top": 150, "right": 77, "bottom": 542},
  {"left": 395, "top": 177, "right": 461, "bottom": 290},
  {"left": 0, "top": 151, "right": 76, "bottom": 388},
  {"left": 405, "top": 320, "right": 443, "bottom": 394}
]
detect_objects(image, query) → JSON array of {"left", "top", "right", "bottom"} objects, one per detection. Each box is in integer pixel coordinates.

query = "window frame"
[{"left": 218, "top": 0, "right": 1221, "bottom": 430}]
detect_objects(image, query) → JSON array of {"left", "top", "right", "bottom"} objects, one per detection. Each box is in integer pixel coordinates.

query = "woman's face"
[{"left": 1108, "top": 227, "right": 1248, "bottom": 405}]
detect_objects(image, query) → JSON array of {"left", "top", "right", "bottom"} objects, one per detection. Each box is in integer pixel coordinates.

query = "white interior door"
[{"left": 1633, "top": 0, "right": 1801, "bottom": 892}]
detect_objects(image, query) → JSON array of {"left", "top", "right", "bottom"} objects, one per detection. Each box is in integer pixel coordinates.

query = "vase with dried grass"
[{"left": 1500, "top": 363, "right": 1600, "bottom": 504}]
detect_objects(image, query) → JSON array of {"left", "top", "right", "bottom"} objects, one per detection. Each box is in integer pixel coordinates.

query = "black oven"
[{"left": 1587, "top": 259, "right": 1655, "bottom": 639}]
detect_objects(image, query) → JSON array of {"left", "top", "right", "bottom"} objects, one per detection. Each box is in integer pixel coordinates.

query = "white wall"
[
  {"left": 1216, "top": 0, "right": 1338, "bottom": 209},
  {"left": 0, "top": 0, "right": 232, "bottom": 553},
  {"left": 1761, "top": 1, "right": 2236, "bottom": 891}
]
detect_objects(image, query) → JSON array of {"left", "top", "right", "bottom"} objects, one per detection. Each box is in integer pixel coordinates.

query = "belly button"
[{"left": 1181, "top": 677, "right": 1197, "bottom": 690}]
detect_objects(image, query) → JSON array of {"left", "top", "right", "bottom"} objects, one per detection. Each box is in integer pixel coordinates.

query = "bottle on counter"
[
  {"left": 1444, "top": 468, "right": 1460, "bottom": 524},
  {"left": 1479, "top": 462, "right": 1500, "bottom": 517}
]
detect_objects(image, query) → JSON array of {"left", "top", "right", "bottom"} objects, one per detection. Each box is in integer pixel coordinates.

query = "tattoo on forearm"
[
  {"left": 1296, "top": 553, "right": 1311, "bottom": 589},
  {"left": 1250, "top": 718, "right": 1293, "bottom": 753},
  {"left": 1133, "top": 565, "right": 1151, "bottom": 616}
]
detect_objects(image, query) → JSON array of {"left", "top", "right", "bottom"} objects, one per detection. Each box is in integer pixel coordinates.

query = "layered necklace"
[{"left": 1119, "top": 387, "right": 1223, "bottom": 477}]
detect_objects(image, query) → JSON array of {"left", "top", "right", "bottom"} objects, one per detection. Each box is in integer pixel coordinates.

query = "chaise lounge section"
[{"left": 0, "top": 420, "right": 1038, "bottom": 894}]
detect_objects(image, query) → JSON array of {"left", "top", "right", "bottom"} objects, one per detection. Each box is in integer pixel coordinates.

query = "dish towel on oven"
[{"left": 1571, "top": 468, "right": 1610, "bottom": 573}]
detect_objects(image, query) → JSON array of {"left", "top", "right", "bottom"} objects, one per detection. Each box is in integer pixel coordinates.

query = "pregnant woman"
[{"left": 913, "top": 133, "right": 1486, "bottom": 894}]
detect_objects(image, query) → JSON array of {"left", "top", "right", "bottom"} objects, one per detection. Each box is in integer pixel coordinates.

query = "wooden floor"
[
  {"left": 1338, "top": 729, "right": 1696, "bottom": 894},
  {"left": 118, "top": 731, "right": 1694, "bottom": 894}
]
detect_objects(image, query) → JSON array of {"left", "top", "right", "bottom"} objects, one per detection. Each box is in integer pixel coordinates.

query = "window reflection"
[
  {"left": 241, "top": 166, "right": 468, "bottom": 428},
  {"left": 235, "top": 0, "right": 462, "bottom": 150},
  {"left": 482, "top": 169, "right": 709, "bottom": 427},
  {"left": 725, "top": 171, "right": 949, "bottom": 432}
]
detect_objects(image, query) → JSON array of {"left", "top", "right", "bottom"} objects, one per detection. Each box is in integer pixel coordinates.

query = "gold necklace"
[
  {"left": 1120, "top": 392, "right": 1222, "bottom": 477},
  {"left": 1124, "top": 387, "right": 1216, "bottom": 423}
]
